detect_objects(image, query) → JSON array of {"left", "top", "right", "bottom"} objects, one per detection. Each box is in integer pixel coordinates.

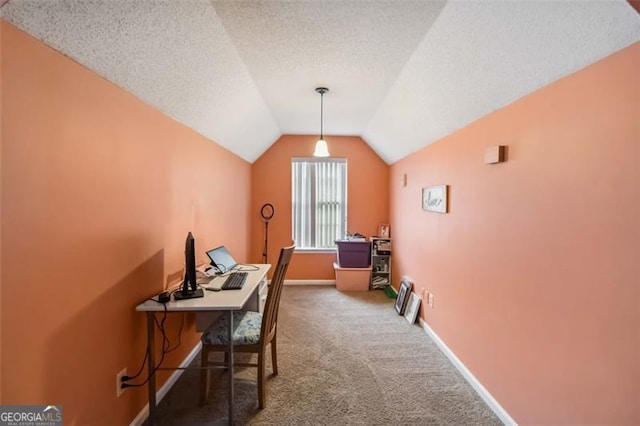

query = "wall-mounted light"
[
  {"left": 313, "top": 87, "right": 330, "bottom": 157},
  {"left": 484, "top": 145, "right": 506, "bottom": 164}
]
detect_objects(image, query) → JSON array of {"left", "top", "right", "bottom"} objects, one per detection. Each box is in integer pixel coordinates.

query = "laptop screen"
[{"left": 206, "top": 246, "right": 238, "bottom": 274}]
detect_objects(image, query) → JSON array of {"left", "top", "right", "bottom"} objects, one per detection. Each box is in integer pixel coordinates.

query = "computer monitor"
[{"left": 174, "top": 232, "right": 204, "bottom": 300}]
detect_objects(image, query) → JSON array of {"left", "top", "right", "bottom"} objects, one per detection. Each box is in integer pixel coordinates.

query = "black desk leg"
[
  {"left": 228, "top": 310, "right": 234, "bottom": 425},
  {"left": 147, "top": 312, "right": 157, "bottom": 425}
]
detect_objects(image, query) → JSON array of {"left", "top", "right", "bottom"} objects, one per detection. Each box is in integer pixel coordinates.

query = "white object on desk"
[
  {"left": 196, "top": 264, "right": 218, "bottom": 277},
  {"left": 202, "top": 278, "right": 223, "bottom": 291}
]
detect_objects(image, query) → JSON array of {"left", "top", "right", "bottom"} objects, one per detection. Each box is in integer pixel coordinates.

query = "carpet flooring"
[{"left": 146, "top": 286, "right": 503, "bottom": 425}]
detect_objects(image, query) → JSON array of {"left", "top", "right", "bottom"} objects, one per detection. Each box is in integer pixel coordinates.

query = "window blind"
[{"left": 292, "top": 157, "right": 347, "bottom": 249}]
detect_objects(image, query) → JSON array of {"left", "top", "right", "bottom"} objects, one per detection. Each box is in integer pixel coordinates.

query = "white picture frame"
[
  {"left": 378, "top": 224, "right": 390, "bottom": 238},
  {"left": 422, "top": 185, "right": 448, "bottom": 213},
  {"left": 403, "top": 292, "right": 421, "bottom": 324}
]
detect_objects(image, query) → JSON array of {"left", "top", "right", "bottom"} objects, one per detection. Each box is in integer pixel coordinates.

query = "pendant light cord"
[
  {"left": 315, "top": 87, "right": 328, "bottom": 140},
  {"left": 320, "top": 91, "right": 324, "bottom": 140}
]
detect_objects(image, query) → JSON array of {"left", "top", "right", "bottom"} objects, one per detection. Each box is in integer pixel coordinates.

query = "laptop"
[{"left": 205, "top": 246, "right": 238, "bottom": 274}]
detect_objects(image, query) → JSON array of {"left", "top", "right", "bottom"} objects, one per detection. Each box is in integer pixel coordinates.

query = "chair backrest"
[{"left": 260, "top": 244, "right": 295, "bottom": 342}]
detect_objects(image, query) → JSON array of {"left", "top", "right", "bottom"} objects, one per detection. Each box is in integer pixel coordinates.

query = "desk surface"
[{"left": 136, "top": 264, "right": 270, "bottom": 312}]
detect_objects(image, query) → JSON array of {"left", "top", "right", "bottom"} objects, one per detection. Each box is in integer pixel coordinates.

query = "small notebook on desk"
[{"left": 203, "top": 278, "right": 223, "bottom": 291}]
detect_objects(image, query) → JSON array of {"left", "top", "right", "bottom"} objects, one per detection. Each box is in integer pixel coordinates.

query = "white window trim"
[{"left": 291, "top": 157, "right": 347, "bottom": 250}]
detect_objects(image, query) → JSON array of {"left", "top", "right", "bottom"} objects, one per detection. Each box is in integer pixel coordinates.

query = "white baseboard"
[
  {"left": 129, "top": 341, "right": 202, "bottom": 426},
  {"left": 419, "top": 319, "right": 517, "bottom": 426},
  {"left": 284, "top": 279, "right": 335, "bottom": 286}
]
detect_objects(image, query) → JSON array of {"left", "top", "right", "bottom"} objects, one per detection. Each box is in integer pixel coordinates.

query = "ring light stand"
[{"left": 260, "top": 203, "right": 275, "bottom": 263}]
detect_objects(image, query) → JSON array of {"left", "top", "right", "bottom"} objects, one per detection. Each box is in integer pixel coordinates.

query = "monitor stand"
[{"left": 174, "top": 288, "right": 204, "bottom": 300}]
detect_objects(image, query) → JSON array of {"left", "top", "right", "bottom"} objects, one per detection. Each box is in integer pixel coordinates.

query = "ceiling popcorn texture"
[{"left": 2, "top": 0, "right": 639, "bottom": 164}]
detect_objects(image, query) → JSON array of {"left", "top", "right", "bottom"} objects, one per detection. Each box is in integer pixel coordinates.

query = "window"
[{"left": 292, "top": 157, "right": 347, "bottom": 249}]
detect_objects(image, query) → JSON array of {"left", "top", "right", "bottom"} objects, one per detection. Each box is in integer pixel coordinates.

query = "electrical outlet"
[
  {"left": 428, "top": 292, "right": 434, "bottom": 308},
  {"left": 116, "top": 368, "right": 127, "bottom": 397}
]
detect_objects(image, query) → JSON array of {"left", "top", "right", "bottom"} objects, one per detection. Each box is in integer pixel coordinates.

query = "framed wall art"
[
  {"left": 403, "top": 292, "right": 421, "bottom": 324},
  {"left": 422, "top": 185, "right": 448, "bottom": 213},
  {"left": 394, "top": 276, "right": 413, "bottom": 315},
  {"left": 378, "top": 224, "right": 390, "bottom": 238}
]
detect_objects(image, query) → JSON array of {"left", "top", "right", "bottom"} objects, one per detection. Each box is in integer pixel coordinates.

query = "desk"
[{"left": 136, "top": 264, "right": 270, "bottom": 425}]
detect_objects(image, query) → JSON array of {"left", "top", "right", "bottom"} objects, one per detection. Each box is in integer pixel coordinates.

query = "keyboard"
[{"left": 221, "top": 272, "right": 248, "bottom": 290}]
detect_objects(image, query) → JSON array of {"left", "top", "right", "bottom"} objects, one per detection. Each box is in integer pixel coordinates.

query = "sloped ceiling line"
[{"left": 2, "top": 0, "right": 639, "bottom": 164}]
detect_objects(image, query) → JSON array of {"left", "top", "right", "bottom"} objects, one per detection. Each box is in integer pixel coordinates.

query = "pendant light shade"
[
  {"left": 313, "top": 138, "right": 329, "bottom": 157},
  {"left": 313, "top": 87, "right": 330, "bottom": 157}
]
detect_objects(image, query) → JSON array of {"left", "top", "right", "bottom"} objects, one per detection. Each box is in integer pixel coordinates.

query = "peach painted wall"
[
  {"left": 0, "top": 23, "right": 3, "bottom": 402},
  {"left": 251, "top": 135, "right": 389, "bottom": 280},
  {"left": 1, "top": 22, "right": 251, "bottom": 424},
  {"left": 390, "top": 42, "right": 639, "bottom": 424}
]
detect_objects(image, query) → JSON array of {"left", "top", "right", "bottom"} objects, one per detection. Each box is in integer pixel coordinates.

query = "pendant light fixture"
[{"left": 313, "top": 87, "right": 330, "bottom": 157}]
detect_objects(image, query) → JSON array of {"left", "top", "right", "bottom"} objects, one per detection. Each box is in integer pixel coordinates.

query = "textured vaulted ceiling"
[{"left": 2, "top": 1, "right": 639, "bottom": 163}]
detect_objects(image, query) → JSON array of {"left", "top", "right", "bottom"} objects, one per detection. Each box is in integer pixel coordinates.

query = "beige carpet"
[{"left": 147, "top": 286, "right": 503, "bottom": 425}]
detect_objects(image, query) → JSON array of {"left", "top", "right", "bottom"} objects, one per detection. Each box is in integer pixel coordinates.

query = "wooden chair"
[{"left": 199, "top": 244, "right": 295, "bottom": 408}]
